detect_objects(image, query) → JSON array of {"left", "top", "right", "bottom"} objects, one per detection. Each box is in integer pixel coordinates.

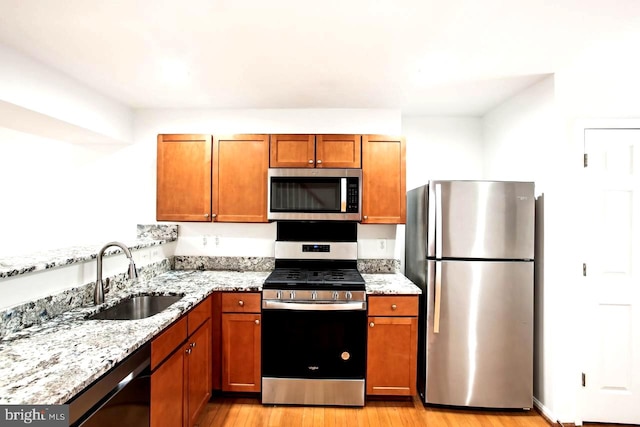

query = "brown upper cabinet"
[
  {"left": 157, "top": 133, "right": 269, "bottom": 222},
  {"left": 213, "top": 134, "right": 269, "bottom": 222},
  {"left": 362, "top": 135, "right": 406, "bottom": 224},
  {"left": 270, "top": 134, "right": 362, "bottom": 168},
  {"left": 157, "top": 134, "right": 212, "bottom": 222}
]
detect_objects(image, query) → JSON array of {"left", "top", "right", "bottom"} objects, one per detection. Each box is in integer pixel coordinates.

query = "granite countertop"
[
  {"left": 0, "top": 270, "right": 420, "bottom": 406},
  {"left": 363, "top": 273, "right": 422, "bottom": 295}
]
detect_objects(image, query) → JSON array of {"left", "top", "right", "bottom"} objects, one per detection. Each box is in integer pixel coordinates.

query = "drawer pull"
[
  {"left": 369, "top": 322, "right": 375, "bottom": 327},
  {"left": 255, "top": 319, "right": 260, "bottom": 325},
  {"left": 238, "top": 300, "right": 244, "bottom": 307},
  {"left": 391, "top": 304, "right": 397, "bottom": 310}
]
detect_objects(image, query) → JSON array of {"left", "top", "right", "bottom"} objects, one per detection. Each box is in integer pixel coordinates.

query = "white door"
[{"left": 582, "top": 128, "right": 640, "bottom": 424}]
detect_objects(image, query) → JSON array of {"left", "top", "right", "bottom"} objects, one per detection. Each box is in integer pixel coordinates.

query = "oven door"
[{"left": 261, "top": 304, "right": 366, "bottom": 406}]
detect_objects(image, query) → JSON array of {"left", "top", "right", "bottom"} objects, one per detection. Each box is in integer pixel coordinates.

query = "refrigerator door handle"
[
  {"left": 435, "top": 183, "right": 443, "bottom": 259},
  {"left": 434, "top": 261, "right": 442, "bottom": 334}
]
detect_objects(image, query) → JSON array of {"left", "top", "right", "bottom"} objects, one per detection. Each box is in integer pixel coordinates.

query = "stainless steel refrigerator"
[{"left": 405, "top": 180, "right": 534, "bottom": 409}]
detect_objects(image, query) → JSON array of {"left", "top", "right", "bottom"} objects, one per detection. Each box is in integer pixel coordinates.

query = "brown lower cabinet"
[
  {"left": 151, "top": 297, "right": 212, "bottom": 427},
  {"left": 366, "top": 295, "right": 418, "bottom": 396},
  {"left": 221, "top": 292, "right": 262, "bottom": 392}
]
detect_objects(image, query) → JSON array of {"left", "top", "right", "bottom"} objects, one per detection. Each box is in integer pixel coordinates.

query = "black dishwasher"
[{"left": 67, "top": 343, "right": 150, "bottom": 427}]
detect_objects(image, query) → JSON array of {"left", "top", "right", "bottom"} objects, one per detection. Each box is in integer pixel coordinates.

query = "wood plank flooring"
[{"left": 195, "top": 395, "right": 553, "bottom": 427}]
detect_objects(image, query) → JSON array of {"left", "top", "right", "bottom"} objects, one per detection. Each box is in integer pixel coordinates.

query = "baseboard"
[{"left": 533, "top": 398, "right": 578, "bottom": 427}]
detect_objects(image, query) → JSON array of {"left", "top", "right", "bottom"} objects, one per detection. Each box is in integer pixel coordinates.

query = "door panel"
[
  {"left": 428, "top": 181, "right": 534, "bottom": 259},
  {"left": 582, "top": 129, "right": 640, "bottom": 424},
  {"left": 425, "top": 260, "right": 533, "bottom": 408}
]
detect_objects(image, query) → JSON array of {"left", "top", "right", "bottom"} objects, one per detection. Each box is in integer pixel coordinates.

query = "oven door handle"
[{"left": 262, "top": 301, "right": 366, "bottom": 311}]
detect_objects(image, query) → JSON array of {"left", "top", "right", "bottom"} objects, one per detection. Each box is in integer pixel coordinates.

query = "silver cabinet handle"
[
  {"left": 317, "top": 159, "right": 322, "bottom": 164},
  {"left": 369, "top": 322, "right": 375, "bottom": 327},
  {"left": 186, "top": 348, "right": 192, "bottom": 355},
  {"left": 391, "top": 304, "right": 397, "bottom": 311},
  {"left": 434, "top": 262, "right": 442, "bottom": 334},
  {"left": 190, "top": 342, "right": 196, "bottom": 348},
  {"left": 238, "top": 300, "right": 244, "bottom": 307},
  {"left": 308, "top": 159, "right": 314, "bottom": 164},
  {"left": 255, "top": 319, "right": 260, "bottom": 325}
]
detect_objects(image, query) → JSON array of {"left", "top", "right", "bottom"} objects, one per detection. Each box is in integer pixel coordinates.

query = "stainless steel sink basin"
[{"left": 87, "top": 294, "right": 183, "bottom": 320}]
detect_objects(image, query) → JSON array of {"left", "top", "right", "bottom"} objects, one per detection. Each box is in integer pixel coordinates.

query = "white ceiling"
[{"left": 0, "top": 0, "right": 639, "bottom": 115}]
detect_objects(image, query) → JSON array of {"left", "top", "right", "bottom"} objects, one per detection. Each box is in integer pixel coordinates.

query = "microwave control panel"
[{"left": 347, "top": 178, "right": 359, "bottom": 212}]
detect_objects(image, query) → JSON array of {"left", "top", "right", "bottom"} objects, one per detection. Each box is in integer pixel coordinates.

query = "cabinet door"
[
  {"left": 316, "top": 134, "right": 361, "bottom": 168},
  {"left": 362, "top": 135, "right": 406, "bottom": 224},
  {"left": 214, "top": 134, "right": 269, "bottom": 222},
  {"left": 222, "top": 313, "right": 261, "bottom": 392},
  {"left": 270, "top": 134, "right": 315, "bottom": 168},
  {"left": 151, "top": 347, "right": 185, "bottom": 427},
  {"left": 366, "top": 316, "right": 417, "bottom": 396},
  {"left": 157, "top": 134, "right": 212, "bottom": 222},
  {"left": 186, "top": 319, "right": 212, "bottom": 427}
]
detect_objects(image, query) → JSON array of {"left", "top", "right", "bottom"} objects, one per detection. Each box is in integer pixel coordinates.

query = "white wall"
[
  {"left": 482, "top": 75, "right": 581, "bottom": 423},
  {"left": 0, "top": 127, "right": 144, "bottom": 256},
  {"left": 0, "top": 43, "right": 133, "bottom": 143},
  {"left": 402, "top": 116, "right": 484, "bottom": 190},
  {"left": 0, "top": 44, "right": 140, "bottom": 256},
  {"left": 134, "top": 108, "right": 403, "bottom": 258}
]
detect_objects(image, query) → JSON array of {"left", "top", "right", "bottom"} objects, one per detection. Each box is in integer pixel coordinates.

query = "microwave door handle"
[{"left": 341, "top": 178, "right": 347, "bottom": 212}]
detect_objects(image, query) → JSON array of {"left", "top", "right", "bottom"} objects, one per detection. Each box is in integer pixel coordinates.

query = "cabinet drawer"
[
  {"left": 188, "top": 296, "right": 212, "bottom": 336},
  {"left": 368, "top": 295, "right": 418, "bottom": 317},
  {"left": 151, "top": 317, "right": 187, "bottom": 370},
  {"left": 221, "top": 292, "right": 261, "bottom": 313}
]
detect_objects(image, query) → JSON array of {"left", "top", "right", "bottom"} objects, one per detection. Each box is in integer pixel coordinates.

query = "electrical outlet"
[
  {"left": 202, "top": 235, "right": 208, "bottom": 246},
  {"left": 215, "top": 235, "right": 220, "bottom": 247},
  {"left": 377, "top": 239, "right": 386, "bottom": 252}
]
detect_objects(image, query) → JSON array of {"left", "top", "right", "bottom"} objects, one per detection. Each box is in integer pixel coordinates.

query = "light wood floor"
[{"left": 195, "top": 395, "right": 554, "bottom": 427}]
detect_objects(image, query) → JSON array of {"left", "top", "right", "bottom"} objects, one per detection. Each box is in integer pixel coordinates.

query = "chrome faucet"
[{"left": 95, "top": 241, "right": 139, "bottom": 305}]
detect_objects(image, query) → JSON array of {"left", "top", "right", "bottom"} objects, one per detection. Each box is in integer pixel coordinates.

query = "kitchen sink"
[{"left": 87, "top": 294, "right": 184, "bottom": 320}]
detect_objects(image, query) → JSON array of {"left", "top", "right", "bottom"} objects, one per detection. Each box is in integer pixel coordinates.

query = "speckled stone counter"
[
  {"left": 0, "top": 269, "right": 419, "bottom": 406},
  {"left": 0, "top": 270, "right": 268, "bottom": 405},
  {"left": 363, "top": 273, "right": 422, "bottom": 295}
]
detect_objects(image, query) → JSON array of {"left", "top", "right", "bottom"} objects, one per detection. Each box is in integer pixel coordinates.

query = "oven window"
[
  {"left": 262, "top": 309, "right": 366, "bottom": 379},
  {"left": 270, "top": 178, "right": 341, "bottom": 212}
]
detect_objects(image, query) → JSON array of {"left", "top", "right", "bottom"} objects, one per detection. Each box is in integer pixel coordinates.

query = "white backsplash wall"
[{"left": 175, "top": 223, "right": 277, "bottom": 257}]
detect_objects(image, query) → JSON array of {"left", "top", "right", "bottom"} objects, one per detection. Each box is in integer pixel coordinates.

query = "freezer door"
[
  {"left": 427, "top": 181, "right": 534, "bottom": 259},
  {"left": 424, "top": 259, "right": 533, "bottom": 409}
]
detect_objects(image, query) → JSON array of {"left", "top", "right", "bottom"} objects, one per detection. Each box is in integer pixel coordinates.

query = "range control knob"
[
  {"left": 332, "top": 291, "right": 340, "bottom": 300},
  {"left": 290, "top": 290, "right": 296, "bottom": 300},
  {"left": 345, "top": 291, "right": 352, "bottom": 300},
  {"left": 276, "top": 290, "right": 282, "bottom": 300},
  {"left": 312, "top": 291, "right": 318, "bottom": 300}
]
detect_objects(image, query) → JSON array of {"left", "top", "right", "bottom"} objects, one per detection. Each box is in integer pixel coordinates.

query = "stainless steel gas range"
[{"left": 261, "top": 222, "right": 367, "bottom": 407}]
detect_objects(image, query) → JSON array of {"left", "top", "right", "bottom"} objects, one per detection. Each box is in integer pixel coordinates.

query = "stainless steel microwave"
[{"left": 268, "top": 168, "right": 362, "bottom": 221}]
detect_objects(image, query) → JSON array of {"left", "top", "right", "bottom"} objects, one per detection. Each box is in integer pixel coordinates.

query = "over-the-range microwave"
[{"left": 267, "top": 168, "right": 362, "bottom": 221}]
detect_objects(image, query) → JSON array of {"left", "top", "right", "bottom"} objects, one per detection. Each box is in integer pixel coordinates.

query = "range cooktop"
[{"left": 263, "top": 268, "right": 365, "bottom": 290}]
